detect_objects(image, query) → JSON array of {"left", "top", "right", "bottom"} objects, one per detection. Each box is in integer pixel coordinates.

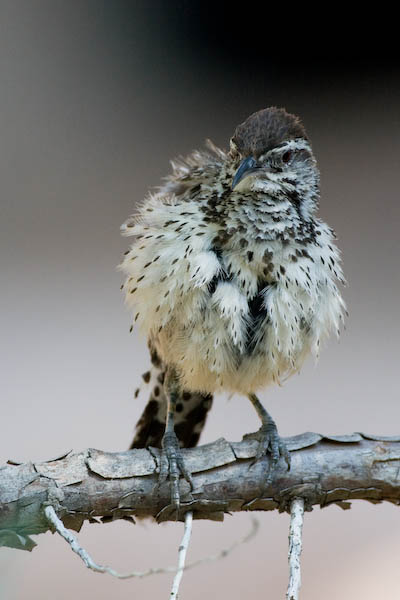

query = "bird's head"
[{"left": 229, "top": 107, "right": 320, "bottom": 219}]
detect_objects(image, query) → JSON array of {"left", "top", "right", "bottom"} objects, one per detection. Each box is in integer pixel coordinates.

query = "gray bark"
[{"left": 1, "top": 431, "right": 400, "bottom": 552}]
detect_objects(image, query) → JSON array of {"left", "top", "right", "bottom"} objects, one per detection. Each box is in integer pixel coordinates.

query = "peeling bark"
[{"left": 1, "top": 432, "right": 400, "bottom": 551}]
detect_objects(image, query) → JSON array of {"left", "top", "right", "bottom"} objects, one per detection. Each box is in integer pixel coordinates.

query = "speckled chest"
[
  {"left": 184, "top": 230, "right": 318, "bottom": 346},
  {"left": 151, "top": 228, "right": 328, "bottom": 394},
  {"left": 121, "top": 170, "right": 345, "bottom": 393}
]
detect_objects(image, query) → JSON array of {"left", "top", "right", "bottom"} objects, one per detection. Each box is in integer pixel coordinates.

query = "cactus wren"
[{"left": 120, "top": 107, "right": 346, "bottom": 508}]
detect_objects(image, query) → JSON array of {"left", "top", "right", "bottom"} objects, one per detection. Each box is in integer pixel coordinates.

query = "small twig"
[
  {"left": 44, "top": 505, "right": 158, "bottom": 579},
  {"left": 170, "top": 511, "right": 193, "bottom": 599},
  {"left": 286, "top": 497, "right": 305, "bottom": 600},
  {"left": 44, "top": 505, "right": 259, "bottom": 581}
]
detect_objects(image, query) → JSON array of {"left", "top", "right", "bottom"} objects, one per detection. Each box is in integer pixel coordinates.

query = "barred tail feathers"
[{"left": 130, "top": 365, "right": 213, "bottom": 449}]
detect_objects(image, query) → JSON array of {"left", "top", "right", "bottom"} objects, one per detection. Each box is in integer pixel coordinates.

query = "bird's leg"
[
  {"left": 246, "top": 393, "right": 291, "bottom": 483},
  {"left": 158, "top": 367, "right": 193, "bottom": 509}
]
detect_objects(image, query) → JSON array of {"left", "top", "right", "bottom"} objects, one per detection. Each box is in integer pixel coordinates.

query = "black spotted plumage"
[{"left": 121, "top": 106, "right": 346, "bottom": 507}]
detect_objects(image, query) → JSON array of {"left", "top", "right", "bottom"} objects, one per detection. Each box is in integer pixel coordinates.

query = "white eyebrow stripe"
[{"left": 258, "top": 139, "right": 312, "bottom": 162}]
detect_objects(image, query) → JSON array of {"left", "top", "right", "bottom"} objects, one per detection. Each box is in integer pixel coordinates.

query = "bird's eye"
[{"left": 282, "top": 150, "right": 292, "bottom": 163}]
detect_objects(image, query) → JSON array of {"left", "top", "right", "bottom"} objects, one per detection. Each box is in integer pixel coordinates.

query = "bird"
[{"left": 119, "top": 107, "right": 346, "bottom": 508}]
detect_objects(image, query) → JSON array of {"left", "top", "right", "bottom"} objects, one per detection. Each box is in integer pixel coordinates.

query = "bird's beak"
[{"left": 231, "top": 156, "right": 259, "bottom": 190}]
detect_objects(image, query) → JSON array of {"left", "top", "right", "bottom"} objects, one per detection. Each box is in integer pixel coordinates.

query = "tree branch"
[
  {"left": 2, "top": 431, "right": 400, "bottom": 551},
  {"left": 170, "top": 510, "right": 193, "bottom": 599},
  {"left": 287, "top": 497, "right": 305, "bottom": 600},
  {"left": 43, "top": 504, "right": 260, "bottom": 581}
]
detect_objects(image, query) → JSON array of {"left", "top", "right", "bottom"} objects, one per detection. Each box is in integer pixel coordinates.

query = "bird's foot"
[
  {"left": 158, "top": 430, "right": 193, "bottom": 511},
  {"left": 244, "top": 422, "right": 291, "bottom": 484}
]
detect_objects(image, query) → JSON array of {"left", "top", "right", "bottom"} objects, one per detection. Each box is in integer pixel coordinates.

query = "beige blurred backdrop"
[{"left": 1, "top": 2, "right": 399, "bottom": 599}]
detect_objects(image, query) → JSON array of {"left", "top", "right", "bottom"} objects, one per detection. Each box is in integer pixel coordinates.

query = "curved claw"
[
  {"left": 264, "top": 431, "right": 291, "bottom": 484},
  {"left": 247, "top": 424, "right": 291, "bottom": 484},
  {"left": 158, "top": 431, "right": 193, "bottom": 511}
]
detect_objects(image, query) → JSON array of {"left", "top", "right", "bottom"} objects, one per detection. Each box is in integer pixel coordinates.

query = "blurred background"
[{"left": 1, "top": 2, "right": 399, "bottom": 598}]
